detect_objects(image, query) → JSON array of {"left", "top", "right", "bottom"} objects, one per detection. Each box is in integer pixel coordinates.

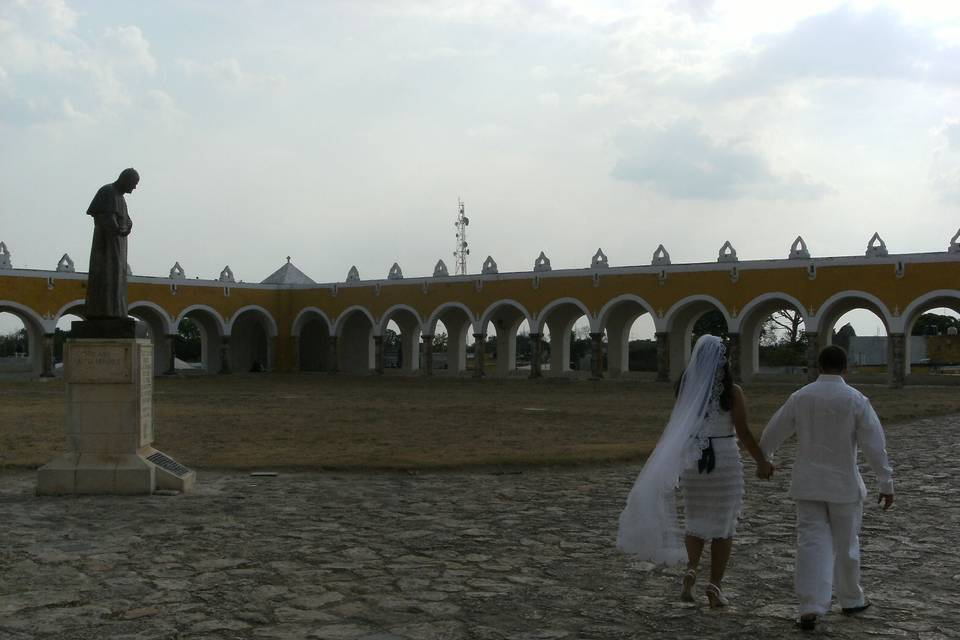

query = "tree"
[
  {"left": 0, "top": 328, "right": 27, "bottom": 357},
  {"left": 762, "top": 309, "right": 805, "bottom": 346},
  {"left": 431, "top": 332, "right": 448, "bottom": 352},
  {"left": 176, "top": 318, "right": 202, "bottom": 361},
  {"left": 692, "top": 310, "right": 728, "bottom": 341},
  {"left": 912, "top": 312, "right": 960, "bottom": 336}
]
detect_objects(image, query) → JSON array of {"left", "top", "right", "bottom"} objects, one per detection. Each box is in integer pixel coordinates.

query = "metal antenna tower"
[{"left": 453, "top": 198, "right": 470, "bottom": 275}]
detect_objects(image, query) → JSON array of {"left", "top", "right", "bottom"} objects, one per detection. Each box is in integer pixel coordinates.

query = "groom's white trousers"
[{"left": 795, "top": 500, "right": 866, "bottom": 616}]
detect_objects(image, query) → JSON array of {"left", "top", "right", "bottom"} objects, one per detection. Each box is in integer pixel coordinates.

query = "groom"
[{"left": 759, "top": 345, "right": 894, "bottom": 631}]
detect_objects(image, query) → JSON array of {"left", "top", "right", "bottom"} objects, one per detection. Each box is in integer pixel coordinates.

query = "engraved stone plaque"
[
  {"left": 139, "top": 344, "right": 154, "bottom": 446},
  {"left": 66, "top": 343, "right": 133, "bottom": 384}
]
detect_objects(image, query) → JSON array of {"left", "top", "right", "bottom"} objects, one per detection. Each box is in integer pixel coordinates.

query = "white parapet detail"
[
  {"left": 651, "top": 244, "right": 671, "bottom": 266},
  {"left": 346, "top": 266, "right": 360, "bottom": 282},
  {"left": 865, "top": 232, "right": 888, "bottom": 257},
  {"left": 534, "top": 251, "right": 552, "bottom": 272},
  {"left": 591, "top": 248, "right": 609, "bottom": 269},
  {"left": 0, "top": 242, "right": 11, "bottom": 269},
  {"left": 126, "top": 263, "right": 133, "bottom": 276},
  {"left": 482, "top": 255, "right": 498, "bottom": 274},
  {"left": 950, "top": 228, "right": 960, "bottom": 254},
  {"left": 56, "top": 253, "right": 75, "bottom": 273},
  {"left": 219, "top": 265, "right": 236, "bottom": 283},
  {"left": 388, "top": 263, "right": 403, "bottom": 280},
  {"left": 717, "top": 241, "right": 738, "bottom": 263},
  {"left": 789, "top": 236, "right": 811, "bottom": 259},
  {"left": 433, "top": 259, "right": 449, "bottom": 277},
  {"left": 169, "top": 262, "right": 186, "bottom": 279}
]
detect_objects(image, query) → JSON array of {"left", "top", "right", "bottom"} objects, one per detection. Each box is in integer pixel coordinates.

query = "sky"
[{"left": 1, "top": 0, "right": 959, "bottom": 337}]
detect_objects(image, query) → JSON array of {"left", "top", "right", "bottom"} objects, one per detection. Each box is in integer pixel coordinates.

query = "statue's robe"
[{"left": 85, "top": 183, "right": 132, "bottom": 319}]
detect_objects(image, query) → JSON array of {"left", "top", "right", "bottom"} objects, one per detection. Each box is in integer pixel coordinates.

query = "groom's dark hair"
[{"left": 818, "top": 345, "right": 847, "bottom": 374}]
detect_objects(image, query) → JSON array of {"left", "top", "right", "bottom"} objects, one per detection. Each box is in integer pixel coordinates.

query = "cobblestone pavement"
[{"left": 1, "top": 415, "right": 957, "bottom": 640}]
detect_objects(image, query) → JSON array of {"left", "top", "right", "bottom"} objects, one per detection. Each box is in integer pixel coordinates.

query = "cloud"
[
  {"left": 715, "top": 5, "right": 960, "bottom": 96},
  {"left": 178, "top": 58, "right": 285, "bottom": 90},
  {"left": 946, "top": 122, "right": 960, "bottom": 150},
  {"left": 101, "top": 25, "right": 157, "bottom": 75},
  {"left": 933, "top": 121, "right": 960, "bottom": 203},
  {"left": 611, "top": 119, "right": 833, "bottom": 201}
]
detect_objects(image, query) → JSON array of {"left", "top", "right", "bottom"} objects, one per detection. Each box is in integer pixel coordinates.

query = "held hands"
[
  {"left": 756, "top": 460, "right": 775, "bottom": 480},
  {"left": 877, "top": 493, "right": 894, "bottom": 511}
]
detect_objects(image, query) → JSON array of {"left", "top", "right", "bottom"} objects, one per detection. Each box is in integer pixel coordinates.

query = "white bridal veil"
[{"left": 617, "top": 334, "right": 728, "bottom": 565}]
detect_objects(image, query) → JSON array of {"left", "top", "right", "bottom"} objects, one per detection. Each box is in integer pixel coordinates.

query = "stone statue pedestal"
[{"left": 37, "top": 335, "right": 195, "bottom": 495}]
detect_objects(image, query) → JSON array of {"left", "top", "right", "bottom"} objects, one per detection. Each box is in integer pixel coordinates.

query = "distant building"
[{"left": 847, "top": 336, "right": 928, "bottom": 366}]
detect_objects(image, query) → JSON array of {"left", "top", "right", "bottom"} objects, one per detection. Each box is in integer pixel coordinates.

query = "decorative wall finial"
[
  {"left": 0, "top": 242, "right": 11, "bottom": 270},
  {"left": 717, "top": 241, "right": 738, "bottom": 263},
  {"left": 56, "top": 253, "right": 75, "bottom": 273},
  {"left": 651, "top": 244, "right": 671, "bottom": 266},
  {"left": 481, "top": 255, "right": 498, "bottom": 275},
  {"left": 219, "top": 265, "right": 236, "bottom": 283},
  {"left": 433, "top": 259, "right": 449, "bottom": 277},
  {"left": 169, "top": 261, "right": 186, "bottom": 279},
  {"left": 865, "top": 232, "right": 888, "bottom": 257},
  {"left": 388, "top": 263, "right": 403, "bottom": 280},
  {"left": 126, "top": 263, "right": 132, "bottom": 276},
  {"left": 591, "top": 248, "right": 609, "bottom": 269},
  {"left": 533, "top": 251, "right": 552, "bottom": 272},
  {"left": 346, "top": 266, "right": 360, "bottom": 282},
  {"left": 789, "top": 236, "right": 811, "bottom": 259},
  {"left": 950, "top": 228, "right": 960, "bottom": 254}
]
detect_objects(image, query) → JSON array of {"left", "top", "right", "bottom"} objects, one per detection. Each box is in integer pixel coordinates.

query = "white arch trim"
[
  {"left": 128, "top": 301, "right": 174, "bottom": 335},
  {"left": 425, "top": 302, "right": 477, "bottom": 336},
  {"left": 0, "top": 300, "right": 50, "bottom": 333},
  {"left": 53, "top": 298, "right": 86, "bottom": 327},
  {"left": 478, "top": 299, "right": 534, "bottom": 335},
  {"left": 596, "top": 294, "right": 659, "bottom": 333},
  {"left": 663, "top": 295, "right": 733, "bottom": 332},
  {"left": 900, "top": 290, "right": 960, "bottom": 332},
  {"left": 174, "top": 304, "right": 227, "bottom": 336},
  {"left": 731, "top": 292, "right": 812, "bottom": 334},
  {"left": 333, "top": 305, "right": 377, "bottom": 337},
  {"left": 377, "top": 304, "right": 424, "bottom": 336},
  {"left": 291, "top": 307, "right": 334, "bottom": 337},
  {"left": 534, "top": 297, "right": 592, "bottom": 334},
  {"left": 227, "top": 305, "right": 279, "bottom": 337},
  {"left": 813, "top": 290, "right": 896, "bottom": 334}
]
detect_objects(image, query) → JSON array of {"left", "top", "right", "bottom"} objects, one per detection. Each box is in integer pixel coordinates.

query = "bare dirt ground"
[{"left": 2, "top": 374, "right": 960, "bottom": 469}]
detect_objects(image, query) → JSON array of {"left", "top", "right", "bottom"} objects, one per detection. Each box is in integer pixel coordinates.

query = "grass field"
[{"left": 2, "top": 373, "right": 958, "bottom": 470}]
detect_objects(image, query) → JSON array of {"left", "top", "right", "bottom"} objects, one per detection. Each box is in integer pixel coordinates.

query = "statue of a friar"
[{"left": 84, "top": 168, "right": 139, "bottom": 319}]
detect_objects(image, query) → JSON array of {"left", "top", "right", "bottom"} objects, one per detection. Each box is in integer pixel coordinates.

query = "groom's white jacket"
[{"left": 759, "top": 375, "right": 894, "bottom": 503}]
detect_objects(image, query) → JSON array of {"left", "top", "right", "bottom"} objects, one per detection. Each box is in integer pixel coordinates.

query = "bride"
[{"left": 617, "top": 334, "right": 772, "bottom": 606}]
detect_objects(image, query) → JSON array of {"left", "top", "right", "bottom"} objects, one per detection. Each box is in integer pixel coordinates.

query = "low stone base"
[{"left": 37, "top": 448, "right": 194, "bottom": 495}]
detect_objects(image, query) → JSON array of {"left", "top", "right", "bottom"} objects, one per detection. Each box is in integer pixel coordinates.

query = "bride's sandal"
[
  {"left": 680, "top": 569, "right": 697, "bottom": 602},
  {"left": 705, "top": 583, "right": 729, "bottom": 608}
]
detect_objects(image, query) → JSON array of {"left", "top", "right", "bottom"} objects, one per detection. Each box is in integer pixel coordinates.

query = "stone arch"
[
  {"left": 378, "top": 304, "right": 423, "bottom": 373},
  {"left": 596, "top": 294, "right": 659, "bottom": 377},
  {"left": 335, "top": 306, "right": 375, "bottom": 374},
  {"left": 229, "top": 306, "right": 277, "bottom": 372},
  {"left": 291, "top": 307, "right": 333, "bottom": 337},
  {"left": 813, "top": 291, "right": 893, "bottom": 381},
  {"left": 735, "top": 292, "right": 812, "bottom": 381},
  {"left": 664, "top": 295, "right": 733, "bottom": 380},
  {"left": 128, "top": 301, "right": 175, "bottom": 376},
  {"left": 227, "top": 305, "right": 278, "bottom": 337},
  {"left": 900, "top": 289, "right": 960, "bottom": 376},
  {"left": 174, "top": 305, "right": 226, "bottom": 374},
  {"left": 0, "top": 301, "right": 47, "bottom": 377},
  {"left": 536, "top": 297, "right": 592, "bottom": 376},
  {"left": 425, "top": 302, "right": 475, "bottom": 374},
  {"left": 54, "top": 299, "right": 87, "bottom": 327},
  {"left": 479, "top": 299, "right": 535, "bottom": 377},
  {"left": 292, "top": 308, "right": 334, "bottom": 373}
]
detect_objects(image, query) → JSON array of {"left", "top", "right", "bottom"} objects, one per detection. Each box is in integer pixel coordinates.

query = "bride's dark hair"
[{"left": 674, "top": 357, "right": 734, "bottom": 412}]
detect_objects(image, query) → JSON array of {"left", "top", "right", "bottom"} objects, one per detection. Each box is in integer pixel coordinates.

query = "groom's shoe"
[
  {"left": 842, "top": 600, "right": 872, "bottom": 616},
  {"left": 796, "top": 614, "right": 818, "bottom": 631}
]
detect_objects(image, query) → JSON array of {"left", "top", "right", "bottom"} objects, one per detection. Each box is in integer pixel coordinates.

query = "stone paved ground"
[{"left": 1, "top": 415, "right": 957, "bottom": 640}]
